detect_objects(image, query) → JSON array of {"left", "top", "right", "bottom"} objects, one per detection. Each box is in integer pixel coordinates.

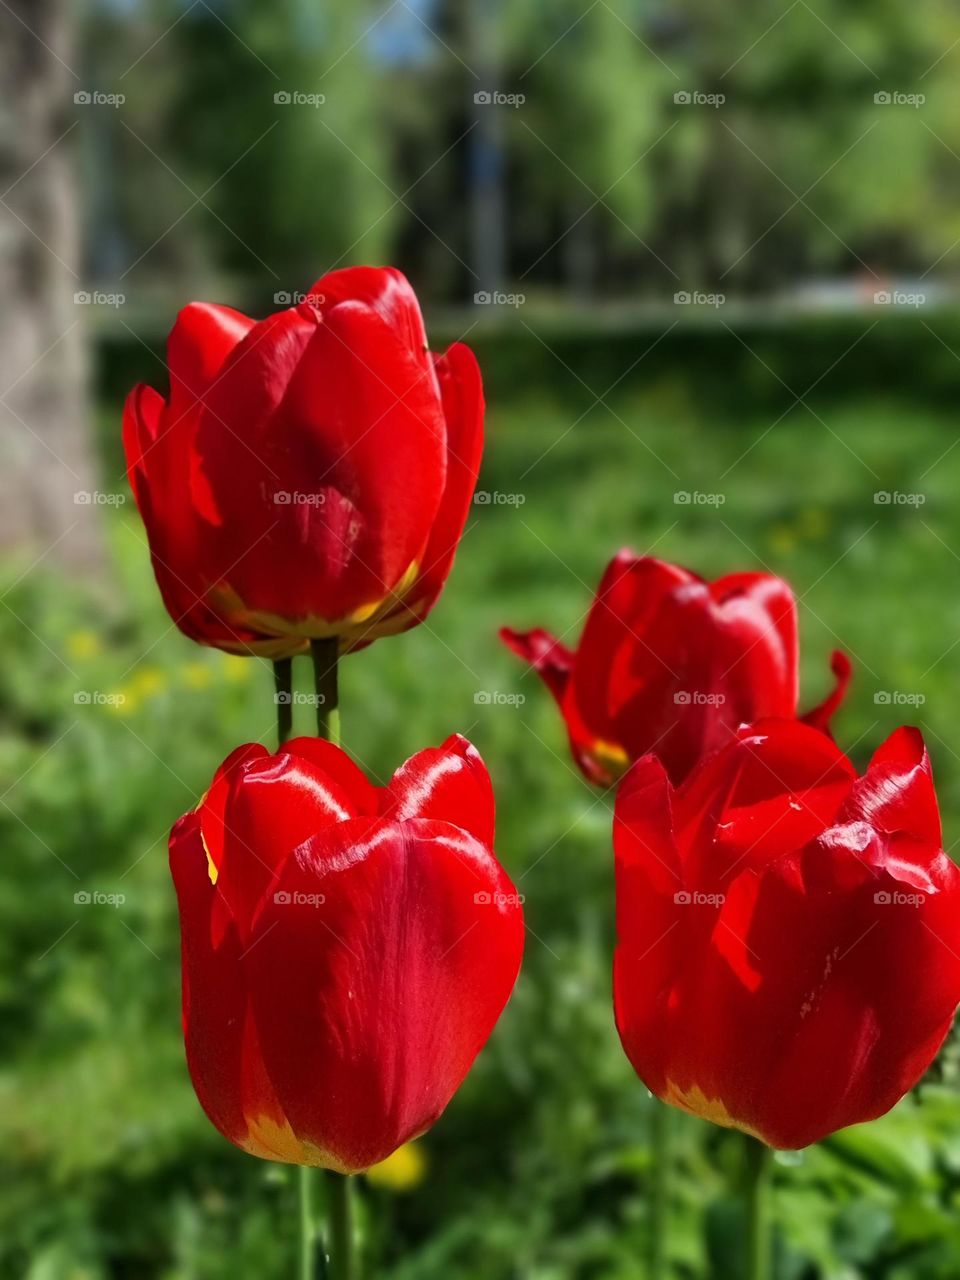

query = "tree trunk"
[{"left": 0, "top": 0, "right": 103, "bottom": 577}]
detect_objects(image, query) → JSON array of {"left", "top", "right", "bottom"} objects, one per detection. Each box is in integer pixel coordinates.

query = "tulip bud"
[
  {"left": 170, "top": 734, "right": 523, "bottom": 1170},
  {"left": 124, "top": 267, "right": 483, "bottom": 657},
  {"left": 613, "top": 719, "right": 960, "bottom": 1148},
  {"left": 502, "top": 551, "right": 851, "bottom": 786}
]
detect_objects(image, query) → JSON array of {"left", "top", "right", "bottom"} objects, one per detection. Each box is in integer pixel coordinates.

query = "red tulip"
[
  {"left": 170, "top": 734, "right": 523, "bottom": 1171},
  {"left": 501, "top": 550, "right": 851, "bottom": 786},
  {"left": 614, "top": 719, "right": 960, "bottom": 1149},
  {"left": 124, "top": 267, "right": 483, "bottom": 657}
]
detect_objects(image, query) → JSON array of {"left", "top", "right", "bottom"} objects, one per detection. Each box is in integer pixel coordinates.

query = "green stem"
[
  {"left": 276, "top": 656, "right": 317, "bottom": 1277},
  {"left": 327, "top": 1173, "right": 355, "bottom": 1280},
  {"left": 744, "top": 1138, "right": 774, "bottom": 1280},
  {"left": 274, "top": 657, "right": 293, "bottom": 747},
  {"left": 648, "top": 1100, "right": 670, "bottom": 1280},
  {"left": 299, "top": 1164, "right": 315, "bottom": 1280},
  {"left": 311, "top": 637, "right": 354, "bottom": 1278},
  {"left": 311, "top": 637, "right": 340, "bottom": 745}
]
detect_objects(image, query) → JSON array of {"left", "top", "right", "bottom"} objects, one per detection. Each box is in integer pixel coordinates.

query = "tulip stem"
[
  {"left": 648, "top": 1100, "right": 670, "bottom": 1279},
  {"left": 744, "top": 1138, "right": 774, "bottom": 1280},
  {"left": 298, "top": 1165, "right": 316, "bottom": 1280},
  {"left": 311, "top": 637, "right": 340, "bottom": 746},
  {"left": 274, "top": 658, "right": 294, "bottom": 747},
  {"left": 309, "top": 636, "right": 351, "bottom": 1279},
  {"left": 327, "top": 1173, "right": 355, "bottom": 1280}
]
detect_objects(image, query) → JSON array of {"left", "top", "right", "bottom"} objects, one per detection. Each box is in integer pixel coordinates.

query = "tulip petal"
[
  {"left": 308, "top": 266, "right": 431, "bottom": 372},
  {"left": 499, "top": 626, "right": 574, "bottom": 706},
  {"left": 166, "top": 301, "right": 255, "bottom": 422},
  {"left": 841, "top": 725, "right": 942, "bottom": 846},
  {"left": 575, "top": 552, "right": 698, "bottom": 744},
  {"left": 169, "top": 812, "right": 249, "bottom": 1148},
  {"left": 383, "top": 733, "right": 495, "bottom": 849},
  {"left": 243, "top": 816, "right": 524, "bottom": 1171},
  {"left": 676, "top": 719, "right": 857, "bottom": 887},
  {"left": 196, "top": 301, "right": 446, "bottom": 627},
  {"left": 801, "top": 650, "right": 853, "bottom": 733},
  {"left": 204, "top": 742, "right": 369, "bottom": 938}
]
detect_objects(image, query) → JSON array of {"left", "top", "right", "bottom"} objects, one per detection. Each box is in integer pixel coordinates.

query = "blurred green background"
[{"left": 5, "top": 1, "right": 960, "bottom": 1278}]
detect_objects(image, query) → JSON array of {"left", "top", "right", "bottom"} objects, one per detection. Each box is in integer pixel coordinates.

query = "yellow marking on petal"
[
  {"left": 588, "top": 738, "right": 630, "bottom": 782},
  {"left": 241, "top": 1112, "right": 361, "bottom": 1174},
  {"left": 200, "top": 827, "right": 218, "bottom": 886},
  {"left": 366, "top": 1141, "right": 427, "bottom": 1191},
  {"left": 211, "top": 559, "right": 422, "bottom": 646},
  {"left": 662, "top": 1080, "right": 765, "bottom": 1141},
  {"left": 344, "top": 559, "right": 421, "bottom": 624}
]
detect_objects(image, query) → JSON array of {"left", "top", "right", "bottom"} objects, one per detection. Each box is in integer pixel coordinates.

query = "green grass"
[{"left": 4, "top": 380, "right": 960, "bottom": 1278}]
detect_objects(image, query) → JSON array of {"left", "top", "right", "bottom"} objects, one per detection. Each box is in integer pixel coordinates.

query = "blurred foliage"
[
  {"left": 5, "top": 351, "right": 960, "bottom": 1274},
  {"left": 79, "top": 0, "right": 960, "bottom": 301}
]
